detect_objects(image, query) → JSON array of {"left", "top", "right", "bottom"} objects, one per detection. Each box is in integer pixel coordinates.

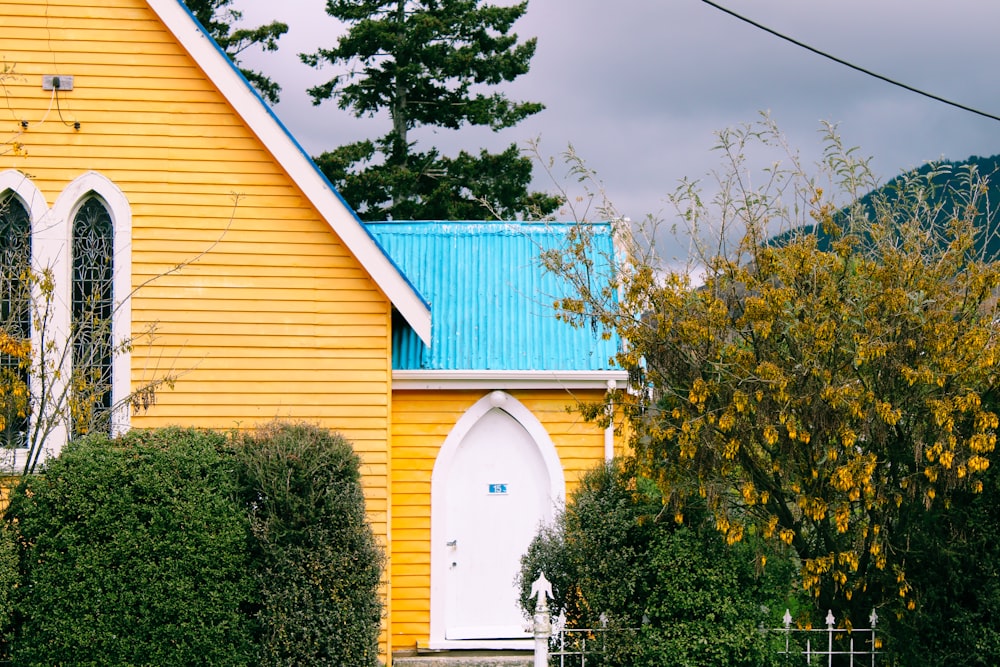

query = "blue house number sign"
[{"left": 489, "top": 483, "right": 508, "bottom": 495}]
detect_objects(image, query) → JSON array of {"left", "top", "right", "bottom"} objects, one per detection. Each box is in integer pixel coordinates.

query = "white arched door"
[{"left": 430, "top": 392, "right": 565, "bottom": 646}]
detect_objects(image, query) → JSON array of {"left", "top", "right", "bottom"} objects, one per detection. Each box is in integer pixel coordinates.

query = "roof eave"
[
  {"left": 146, "top": 0, "right": 431, "bottom": 346},
  {"left": 392, "top": 369, "right": 628, "bottom": 390}
]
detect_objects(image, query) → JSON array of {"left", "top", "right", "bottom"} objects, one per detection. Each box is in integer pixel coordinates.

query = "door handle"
[{"left": 446, "top": 540, "right": 457, "bottom": 547}]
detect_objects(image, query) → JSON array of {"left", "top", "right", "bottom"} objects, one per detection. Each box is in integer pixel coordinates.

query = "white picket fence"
[
  {"left": 528, "top": 574, "right": 880, "bottom": 666},
  {"left": 775, "top": 608, "right": 880, "bottom": 666},
  {"left": 548, "top": 612, "right": 609, "bottom": 667}
]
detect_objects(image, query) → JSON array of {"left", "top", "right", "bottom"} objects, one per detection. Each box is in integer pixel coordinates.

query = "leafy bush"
[
  {"left": 519, "top": 459, "right": 796, "bottom": 667},
  {"left": 6, "top": 427, "right": 256, "bottom": 667},
  {"left": 0, "top": 512, "right": 18, "bottom": 660},
  {"left": 622, "top": 527, "right": 790, "bottom": 667},
  {"left": 879, "top": 459, "right": 1000, "bottom": 666},
  {"left": 236, "top": 421, "right": 383, "bottom": 667}
]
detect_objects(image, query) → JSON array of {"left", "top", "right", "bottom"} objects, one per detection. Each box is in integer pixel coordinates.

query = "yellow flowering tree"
[{"left": 543, "top": 118, "right": 1000, "bottom": 620}]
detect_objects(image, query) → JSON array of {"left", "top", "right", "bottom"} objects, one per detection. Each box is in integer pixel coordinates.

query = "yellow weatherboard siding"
[
  {"left": 0, "top": 0, "right": 394, "bottom": 654},
  {"left": 389, "top": 388, "right": 610, "bottom": 652},
  {"left": 0, "top": 0, "right": 391, "bottom": 457}
]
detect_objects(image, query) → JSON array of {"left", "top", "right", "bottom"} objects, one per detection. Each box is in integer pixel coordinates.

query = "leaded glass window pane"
[
  {"left": 72, "top": 196, "right": 113, "bottom": 436},
  {"left": 0, "top": 194, "right": 31, "bottom": 448}
]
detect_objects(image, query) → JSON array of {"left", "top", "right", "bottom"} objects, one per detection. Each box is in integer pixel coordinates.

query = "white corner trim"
[
  {"left": 145, "top": 0, "right": 431, "bottom": 346},
  {"left": 429, "top": 391, "right": 566, "bottom": 647},
  {"left": 393, "top": 369, "right": 629, "bottom": 390}
]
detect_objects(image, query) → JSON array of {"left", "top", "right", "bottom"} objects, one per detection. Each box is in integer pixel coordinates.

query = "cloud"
[{"left": 234, "top": 0, "right": 1000, "bottom": 250}]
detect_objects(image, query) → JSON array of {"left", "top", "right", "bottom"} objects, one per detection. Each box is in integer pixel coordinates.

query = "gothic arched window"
[
  {"left": 0, "top": 194, "right": 31, "bottom": 447},
  {"left": 72, "top": 195, "right": 114, "bottom": 436}
]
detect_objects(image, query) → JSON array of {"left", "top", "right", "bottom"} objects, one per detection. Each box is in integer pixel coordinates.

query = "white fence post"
[
  {"left": 531, "top": 572, "right": 553, "bottom": 667},
  {"left": 826, "top": 610, "right": 836, "bottom": 667}
]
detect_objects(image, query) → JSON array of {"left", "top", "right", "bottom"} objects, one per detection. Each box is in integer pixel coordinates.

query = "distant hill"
[{"left": 771, "top": 154, "right": 1000, "bottom": 259}]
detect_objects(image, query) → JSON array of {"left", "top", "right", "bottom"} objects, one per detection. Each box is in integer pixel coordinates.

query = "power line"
[{"left": 700, "top": 0, "right": 1000, "bottom": 124}]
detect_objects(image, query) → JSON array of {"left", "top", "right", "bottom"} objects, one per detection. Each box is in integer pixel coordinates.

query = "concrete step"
[{"left": 393, "top": 651, "right": 532, "bottom": 667}]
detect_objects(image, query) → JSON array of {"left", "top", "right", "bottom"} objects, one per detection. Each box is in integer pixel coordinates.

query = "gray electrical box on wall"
[{"left": 42, "top": 75, "right": 74, "bottom": 91}]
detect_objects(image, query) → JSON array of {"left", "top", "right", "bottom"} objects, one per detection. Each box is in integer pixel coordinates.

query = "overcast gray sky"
[{"left": 234, "top": 0, "right": 1000, "bottom": 257}]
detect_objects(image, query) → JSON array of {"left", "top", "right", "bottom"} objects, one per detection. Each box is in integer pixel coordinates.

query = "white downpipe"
[{"left": 604, "top": 379, "right": 616, "bottom": 461}]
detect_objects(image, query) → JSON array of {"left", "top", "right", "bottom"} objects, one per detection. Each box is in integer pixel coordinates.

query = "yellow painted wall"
[
  {"left": 389, "top": 388, "right": 610, "bottom": 653},
  {"left": 0, "top": 0, "right": 393, "bottom": 494},
  {"left": 0, "top": 0, "right": 395, "bottom": 654}
]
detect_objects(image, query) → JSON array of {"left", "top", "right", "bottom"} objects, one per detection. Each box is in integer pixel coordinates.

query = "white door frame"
[{"left": 428, "top": 390, "right": 565, "bottom": 649}]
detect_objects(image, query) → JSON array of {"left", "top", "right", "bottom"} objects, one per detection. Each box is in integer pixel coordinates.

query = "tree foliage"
[
  {"left": 542, "top": 117, "right": 1000, "bottom": 621},
  {"left": 5, "top": 428, "right": 257, "bottom": 666},
  {"left": 880, "top": 444, "right": 1000, "bottom": 665},
  {"left": 302, "top": 0, "right": 560, "bottom": 220},
  {"left": 235, "top": 421, "right": 383, "bottom": 667},
  {"left": 182, "top": 0, "right": 288, "bottom": 104},
  {"left": 518, "top": 460, "right": 796, "bottom": 666}
]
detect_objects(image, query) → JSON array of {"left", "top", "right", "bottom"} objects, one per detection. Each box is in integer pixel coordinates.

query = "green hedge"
[
  {"left": 0, "top": 517, "right": 18, "bottom": 659},
  {"left": 6, "top": 427, "right": 256, "bottom": 667},
  {"left": 2, "top": 422, "right": 384, "bottom": 667},
  {"left": 236, "top": 421, "right": 383, "bottom": 667},
  {"left": 519, "top": 459, "right": 796, "bottom": 667}
]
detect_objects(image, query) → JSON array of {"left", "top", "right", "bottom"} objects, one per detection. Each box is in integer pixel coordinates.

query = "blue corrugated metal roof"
[{"left": 366, "top": 221, "right": 621, "bottom": 372}]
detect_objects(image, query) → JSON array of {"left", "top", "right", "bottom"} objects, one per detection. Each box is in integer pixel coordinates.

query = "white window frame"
[{"left": 0, "top": 170, "right": 132, "bottom": 466}]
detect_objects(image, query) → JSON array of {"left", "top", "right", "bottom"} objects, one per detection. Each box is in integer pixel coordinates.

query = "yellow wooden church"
[{"left": 0, "top": 0, "right": 625, "bottom": 661}]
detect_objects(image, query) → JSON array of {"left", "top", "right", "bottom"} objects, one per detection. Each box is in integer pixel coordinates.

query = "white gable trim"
[{"left": 145, "top": 0, "right": 431, "bottom": 346}]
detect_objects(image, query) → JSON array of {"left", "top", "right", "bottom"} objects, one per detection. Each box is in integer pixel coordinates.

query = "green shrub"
[
  {"left": 519, "top": 459, "right": 796, "bottom": 667},
  {"left": 0, "top": 512, "right": 19, "bottom": 661},
  {"left": 620, "top": 526, "right": 788, "bottom": 667},
  {"left": 6, "top": 427, "right": 256, "bottom": 667},
  {"left": 236, "top": 421, "right": 383, "bottom": 667},
  {"left": 519, "top": 459, "right": 662, "bottom": 626},
  {"left": 878, "top": 459, "right": 1000, "bottom": 666}
]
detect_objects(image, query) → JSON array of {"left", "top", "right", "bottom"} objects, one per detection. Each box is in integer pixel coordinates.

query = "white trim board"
[
  {"left": 393, "top": 370, "right": 628, "bottom": 390},
  {"left": 145, "top": 0, "right": 431, "bottom": 346},
  {"left": 420, "top": 639, "right": 533, "bottom": 651}
]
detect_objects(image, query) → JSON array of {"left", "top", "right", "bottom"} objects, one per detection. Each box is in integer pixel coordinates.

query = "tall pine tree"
[
  {"left": 302, "top": 0, "right": 560, "bottom": 220},
  {"left": 183, "top": 0, "right": 288, "bottom": 104}
]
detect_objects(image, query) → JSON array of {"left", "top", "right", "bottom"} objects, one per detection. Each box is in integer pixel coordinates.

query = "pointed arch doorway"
[{"left": 428, "top": 391, "right": 565, "bottom": 648}]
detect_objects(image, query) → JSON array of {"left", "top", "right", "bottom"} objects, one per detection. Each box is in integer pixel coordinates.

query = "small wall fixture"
[{"left": 42, "top": 75, "right": 74, "bottom": 91}]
